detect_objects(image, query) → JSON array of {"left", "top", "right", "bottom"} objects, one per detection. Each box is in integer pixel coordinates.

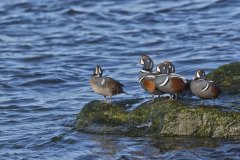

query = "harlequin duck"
[
  {"left": 190, "top": 69, "right": 221, "bottom": 104},
  {"left": 139, "top": 55, "right": 163, "bottom": 102},
  {"left": 163, "top": 61, "right": 191, "bottom": 91},
  {"left": 90, "top": 65, "right": 127, "bottom": 103},
  {"left": 155, "top": 62, "right": 187, "bottom": 100}
]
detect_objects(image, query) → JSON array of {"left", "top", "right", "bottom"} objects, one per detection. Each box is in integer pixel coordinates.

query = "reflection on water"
[{"left": 72, "top": 134, "right": 240, "bottom": 159}]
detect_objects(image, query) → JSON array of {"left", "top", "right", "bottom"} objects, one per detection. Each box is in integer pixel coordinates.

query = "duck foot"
[{"left": 169, "top": 94, "right": 178, "bottom": 100}]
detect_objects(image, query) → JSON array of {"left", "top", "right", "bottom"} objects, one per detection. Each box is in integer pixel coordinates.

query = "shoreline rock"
[
  {"left": 76, "top": 62, "right": 240, "bottom": 138},
  {"left": 76, "top": 99, "right": 240, "bottom": 138}
]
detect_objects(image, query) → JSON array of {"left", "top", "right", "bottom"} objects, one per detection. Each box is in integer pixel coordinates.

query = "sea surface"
[{"left": 0, "top": 0, "right": 240, "bottom": 159}]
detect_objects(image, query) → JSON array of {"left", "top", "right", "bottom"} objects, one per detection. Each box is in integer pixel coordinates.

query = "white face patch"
[
  {"left": 95, "top": 67, "right": 98, "bottom": 75},
  {"left": 169, "top": 66, "right": 171, "bottom": 68},
  {"left": 157, "top": 66, "right": 161, "bottom": 72},
  {"left": 140, "top": 57, "right": 144, "bottom": 65},
  {"left": 196, "top": 70, "right": 201, "bottom": 78},
  {"left": 163, "top": 67, "right": 166, "bottom": 70}
]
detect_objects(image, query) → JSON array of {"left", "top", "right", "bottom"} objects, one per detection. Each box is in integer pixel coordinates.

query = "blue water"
[{"left": 0, "top": 0, "right": 240, "bottom": 159}]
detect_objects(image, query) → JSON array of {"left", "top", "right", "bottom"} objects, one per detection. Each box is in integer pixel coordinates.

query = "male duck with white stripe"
[
  {"left": 139, "top": 55, "right": 163, "bottom": 102},
  {"left": 190, "top": 69, "right": 221, "bottom": 104},
  {"left": 155, "top": 62, "right": 187, "bottom": 100},
  {"left": 90, "top": 65, "right": 127, "bottom": 103},
  {"left": 164, "top": 61, "right": 191, "bottom": 92}
]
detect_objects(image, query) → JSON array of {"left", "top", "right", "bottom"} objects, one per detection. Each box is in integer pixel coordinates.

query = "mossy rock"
[
  {"left": 76, "top": 62, "right": 240, "bottom": 138},
  {"left": 207, "top": 62, "right": 240, "bottom": 94},
  {"left": 76, "top": 99, "right": 240, "bottom": 138}
]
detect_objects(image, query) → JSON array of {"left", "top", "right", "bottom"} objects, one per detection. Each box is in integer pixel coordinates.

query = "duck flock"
[{"left": 90, "top": 55, "right": 221, "bottom": 104}]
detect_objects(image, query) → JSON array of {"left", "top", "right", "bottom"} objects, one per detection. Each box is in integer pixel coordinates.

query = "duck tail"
[{"left": 123, "top": 91, "right": 129, "bottom": 95}]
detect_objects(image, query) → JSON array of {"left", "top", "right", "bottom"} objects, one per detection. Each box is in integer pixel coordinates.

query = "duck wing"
[{"left": 155, "top": 74, "right": 169, "bottom": 87}]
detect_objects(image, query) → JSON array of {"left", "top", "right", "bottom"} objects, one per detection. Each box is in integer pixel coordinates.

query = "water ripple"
[{"left": 0, "top": 0, "right": 240, "bottom": 159}]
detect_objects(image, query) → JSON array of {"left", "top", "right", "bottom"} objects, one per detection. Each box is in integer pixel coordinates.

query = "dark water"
[{"left": 0, "top": 0, "right": 240, "bottom": 159}]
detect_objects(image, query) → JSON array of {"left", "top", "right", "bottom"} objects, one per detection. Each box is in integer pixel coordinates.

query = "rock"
[
  {"left": 76, "top": 98, "right": 240, "bottom": 138},
  {"left": 207, "top": 62, "right": 240, "bottom": 94},
  {"left": 76, "top": 62, "right": 240, "bottom": 138}
]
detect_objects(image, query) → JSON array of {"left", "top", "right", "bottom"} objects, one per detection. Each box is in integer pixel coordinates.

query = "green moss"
[
  {"left": 207, "top": 62, "right": 240, "bottom": 94},
  {"left": 76, "top": 100, "right": 128, "bottom": 128},
  {"left": 76, "top": 99, "right": 240, "bottom": 138}
]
